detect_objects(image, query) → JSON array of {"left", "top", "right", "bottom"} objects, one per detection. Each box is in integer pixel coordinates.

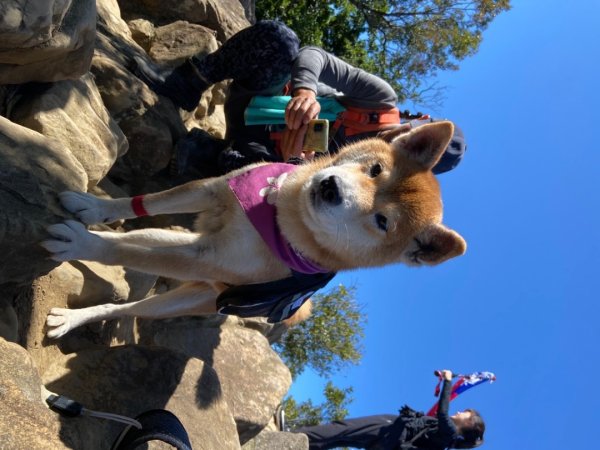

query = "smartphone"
[{"left": 303, "top": 119, "right": 329, "bottom": 153}]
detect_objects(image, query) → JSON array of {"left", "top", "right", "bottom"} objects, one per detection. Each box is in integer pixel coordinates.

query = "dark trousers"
[{"left": 292, "top": 414, "right": 398, "bottom": 450}]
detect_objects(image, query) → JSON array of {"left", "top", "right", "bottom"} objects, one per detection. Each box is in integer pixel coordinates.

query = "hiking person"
[
  {"left": 135, "top": 20, "right": 466, "bottom": 178},
  {"left": 290, "top": 370, "right": 485, "bottom": 450}
]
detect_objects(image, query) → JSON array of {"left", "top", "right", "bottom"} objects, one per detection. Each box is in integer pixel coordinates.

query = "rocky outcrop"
[
  {"left": 242, "top": 430, "right": 309, "bottom": 450},
  {"left": 0, "top": 0, "right": 306, "bottom": 448},
  {"left": 118, "top": 0, "right": 250, "bottom": 42},
  {"left": 0, "top": 116, "right": 88, "bottom": 285},
  {"left": 0, "top": 338, "right": 80, "bottom": 450},
  {"left": 8, "top": 74, "right": 128, "bottom": 188},
  {"left": 0, "top": 0, "right": 97, "bottom": 84},
  {"left": 140, "top": 316, "right": 293, "bottom": 443},
  {"left": 43, "top": 345, "right": 241, "bottom": 450}
]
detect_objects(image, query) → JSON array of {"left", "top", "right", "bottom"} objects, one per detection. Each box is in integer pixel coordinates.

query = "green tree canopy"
[
  {"left": 274, "top": 284, "right": 366, "bottom": 379},
  {"left": 256, "top": 0, "right": 511, "bottom": 107},
  {"left": 283, "top": 381, "right": 354, "bottom": 428},
  {"left": 274, "top": 284, "right": 365, "bottom": 428}
]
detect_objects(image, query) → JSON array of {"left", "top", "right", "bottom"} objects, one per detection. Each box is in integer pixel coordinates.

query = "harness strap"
[{"left": 340, "top": 107, "right": 400, "bottom": 136}]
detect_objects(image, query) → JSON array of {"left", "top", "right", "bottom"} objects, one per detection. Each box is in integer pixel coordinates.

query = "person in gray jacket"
[{"left": 135, "top": 20, "right": 466, "bottom": 178}]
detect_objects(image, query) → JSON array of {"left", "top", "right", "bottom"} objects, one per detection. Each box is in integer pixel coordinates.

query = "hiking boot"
[
  {"left": 133, "top": 56, "right": 210, "bottom": 111},
  {"left": 170, "top": 128, "right": 227, "bottom": 179}
]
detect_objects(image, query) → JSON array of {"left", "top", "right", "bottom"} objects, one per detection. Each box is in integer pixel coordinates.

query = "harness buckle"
[{"left": 367, "top": 112, "right": 380, "bottom": 124}]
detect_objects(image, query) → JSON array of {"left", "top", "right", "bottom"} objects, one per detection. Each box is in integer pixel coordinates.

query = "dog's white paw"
[
  {"left": 46, "top": 307, "right": 81, "bottom": 339},
  {"left": 41, "top": 220, "right": 108, "bottom": 262},
  {"left": 59, "top": 191, "right": 119, "bottom": 225}
]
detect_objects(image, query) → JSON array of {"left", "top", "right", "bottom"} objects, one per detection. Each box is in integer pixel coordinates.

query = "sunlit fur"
[
  {"left": 277, "top": 121, "right": 465, "bottom": 271},
  {"left": 41, "top": 122, "right": 465, "bottom": 336}
]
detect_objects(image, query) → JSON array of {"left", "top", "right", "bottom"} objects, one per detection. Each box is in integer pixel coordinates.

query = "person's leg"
[
  {"left": 135, "top": 20, "right": 299, "bottom": 111},
  {"left": 192, "top": 20, "right": 299, "bottom": 92},
  {"left": 292, "top": 415, "right": 397, "bottom": 450}
]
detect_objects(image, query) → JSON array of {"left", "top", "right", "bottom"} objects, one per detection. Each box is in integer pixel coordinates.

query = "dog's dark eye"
[
  {"left": 375, "top": 213, "right": 388, "bottom": 232},
  {"left": 369, "top": 163, "right": 382, "bottom": 178}
]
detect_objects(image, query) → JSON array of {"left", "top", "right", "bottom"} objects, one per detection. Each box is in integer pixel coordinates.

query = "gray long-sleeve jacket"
[{"left": 291, "top": 46, "right": 398, "bottom": 109}]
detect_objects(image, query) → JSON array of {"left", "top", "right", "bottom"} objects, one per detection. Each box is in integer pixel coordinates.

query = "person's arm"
[
  {"left": 282, "top": 46, "right": 398, "bottom": 159},
  {"left": 436, "top": 370, "right": 459, "bottom": 441},
  {"left": 291, "top": 46, "right": 398, "bottom": 109}
]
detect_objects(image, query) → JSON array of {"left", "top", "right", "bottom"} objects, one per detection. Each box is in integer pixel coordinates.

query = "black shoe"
[
  {"left": 133, "top": 56, "right": 210, "bottom": 111},
  {"left": 170, "top": 128, "right": 227, "bottom": 178}
]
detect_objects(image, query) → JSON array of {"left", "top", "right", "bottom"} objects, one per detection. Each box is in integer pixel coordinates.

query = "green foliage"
[
  {"left": 274, "top": 284, "right": 366, "bottom": 379},
  {"left": 256, "top": 0, "right": 511, "bottom": 107},
  {"left": 283, "top": 381, "right": 354, "bottom": 427}
]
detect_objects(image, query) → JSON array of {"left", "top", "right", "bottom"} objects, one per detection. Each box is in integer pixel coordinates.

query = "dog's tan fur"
[{"left": 41, "top": 121, "right": 466, "bottom": 338}]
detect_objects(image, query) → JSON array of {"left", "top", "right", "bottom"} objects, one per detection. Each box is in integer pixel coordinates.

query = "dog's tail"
[{"left": 282, "top": 299, "right": 313, "bottom": 327}]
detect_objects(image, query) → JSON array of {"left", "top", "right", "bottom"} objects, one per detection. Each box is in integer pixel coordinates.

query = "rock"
[
  {"left": 140, "top": 316, "right": 292, "bottom": 443},
  {"left": 127, "top": 18, "right": 156, "bottom": 52},
  {"left": 118, "top": 0, "right": 250, "bottom": 42},
  {"left": 7, "top": 74, "right": 128, "bottom": 189},
  {"left": 0, "top": 338, "right": 80, "bottom": 449},
  {"left": 43, "top": 345, "right": 241, "bottom": 450},
  {"left": 22, "top": 260, "right": 157, "bottom": 374},
  {"left": 242, "top": 430, "right": 308, "bottom": 450},
  {"left": 0, "top": 0, "right": 97, "bottom": 83},
  {"left": 0, "top": 2, "right": 299, "bottom": 448},
  {"left": 0, "top": 116, "right": 87, "bottom": 285},
  {"left": 93, "top": 0, "right": 189, "bottom": 178},
  {"left": 148, "top": 21, "right": 218, "bottom": 67},
  {"left": 239, "top": 0, "right": 257, "bottom": 24},
  {"left": 142, "top": 20, "right": 227, "bottom": 136},
  {"left": 0, "top": 295, "right": 18, "bottom": 342}
]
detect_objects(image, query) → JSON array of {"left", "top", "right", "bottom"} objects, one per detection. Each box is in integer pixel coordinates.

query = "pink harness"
[{"left": 228, "top": 164, "right": 327, "bottom": 274}]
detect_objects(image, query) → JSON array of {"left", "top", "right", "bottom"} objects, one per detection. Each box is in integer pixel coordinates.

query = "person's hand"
[
  {"left": 285, "top": 88, "right": 321, "bottom": 130},
  {"left": 280, "top": 125, "right": 315, "bottom": 162},
  {"left": 441, "top": 370, "right": 453, "bottom": 381}
]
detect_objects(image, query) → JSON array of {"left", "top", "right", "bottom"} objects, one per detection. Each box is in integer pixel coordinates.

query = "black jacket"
[{"left": 378, "top": 379, "right": 459, "bottom": 450}]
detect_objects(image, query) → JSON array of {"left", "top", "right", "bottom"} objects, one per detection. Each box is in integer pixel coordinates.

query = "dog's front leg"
[
  {"left": 41, "top": 221, "right": 233, "bottom": 281},
  {"left": 59, "top": 178, "right": 225, "bottom": 225},
  {"left": 46, "top": 281, "right": 220, "bottom": 339}
]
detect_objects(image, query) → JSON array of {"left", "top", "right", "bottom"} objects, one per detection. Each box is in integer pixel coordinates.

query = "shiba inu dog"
[{"left": 41, "top": 121, "right": 466, "bottom": 338}]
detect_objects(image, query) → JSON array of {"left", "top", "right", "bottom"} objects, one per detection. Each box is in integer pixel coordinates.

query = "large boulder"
[
  {"left": 140, "top": 316, "right": 292, "bottom": 443},
  {"left": 7, "top": 74, "right": 128, "bottom": 189},
  {"left": 21, "top": 259, "right": 157, "bottom": 374},
  {"left": 0, "top": 0, "right": 97, "bottom": 84},
  {"left": 0, "top": 116, "right": 87, "bottom": 285},
  {"left": 0, "top": 338, "right": 80, "bottom": 449},
  {"left": 93, "top": 0, "right": 189, "bottom": 178},
  {"left": 242, "top": 430, "right": 308, "bottom": 450},
  {"left": 43, "top": 345, "right": 241, "bottom": 450},
  {"left": 118, "top": 0, "right": 250, "bottom": 42}
]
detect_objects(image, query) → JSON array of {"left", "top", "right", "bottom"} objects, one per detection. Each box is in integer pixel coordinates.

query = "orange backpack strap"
[{"left": 339, "top": 106, "right": 400, "bottom": 136}]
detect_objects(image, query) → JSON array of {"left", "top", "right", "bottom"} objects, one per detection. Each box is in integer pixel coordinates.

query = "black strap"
[
  {"left": 111, "top": 409, "right": 192, "bottom": 450},
  {"left": 216, "top": 271, "right": 336, "bottom": 323}
]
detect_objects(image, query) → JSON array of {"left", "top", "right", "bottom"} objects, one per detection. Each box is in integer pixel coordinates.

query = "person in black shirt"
[{"left": 291, "top": 370, "right": 485, "bottom": 450}]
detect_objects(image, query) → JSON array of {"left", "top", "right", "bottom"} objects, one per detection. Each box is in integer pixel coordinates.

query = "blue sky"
[{"left": 290, "top": 1, "right": 600, "bottom": 449}]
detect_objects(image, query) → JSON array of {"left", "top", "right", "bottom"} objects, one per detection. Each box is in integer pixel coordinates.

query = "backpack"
[
  {"left": 375, "top": 405, "right": 439, "bottom": 450},
  {"left": 216, "top": 270, "right": 336, "bottom": 323}
]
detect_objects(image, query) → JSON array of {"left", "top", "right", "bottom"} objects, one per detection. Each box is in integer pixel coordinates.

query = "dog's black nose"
[{"left": 319, "top": 175, "right": 342, "bottom": 205}]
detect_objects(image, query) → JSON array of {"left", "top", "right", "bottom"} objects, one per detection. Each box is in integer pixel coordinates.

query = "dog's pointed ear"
[
  {"left": 403, "top": 223, "right": 466, "bottom": 266},
  {"left": 392, "top": 121, "right": 454, "bottom": 170}
]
